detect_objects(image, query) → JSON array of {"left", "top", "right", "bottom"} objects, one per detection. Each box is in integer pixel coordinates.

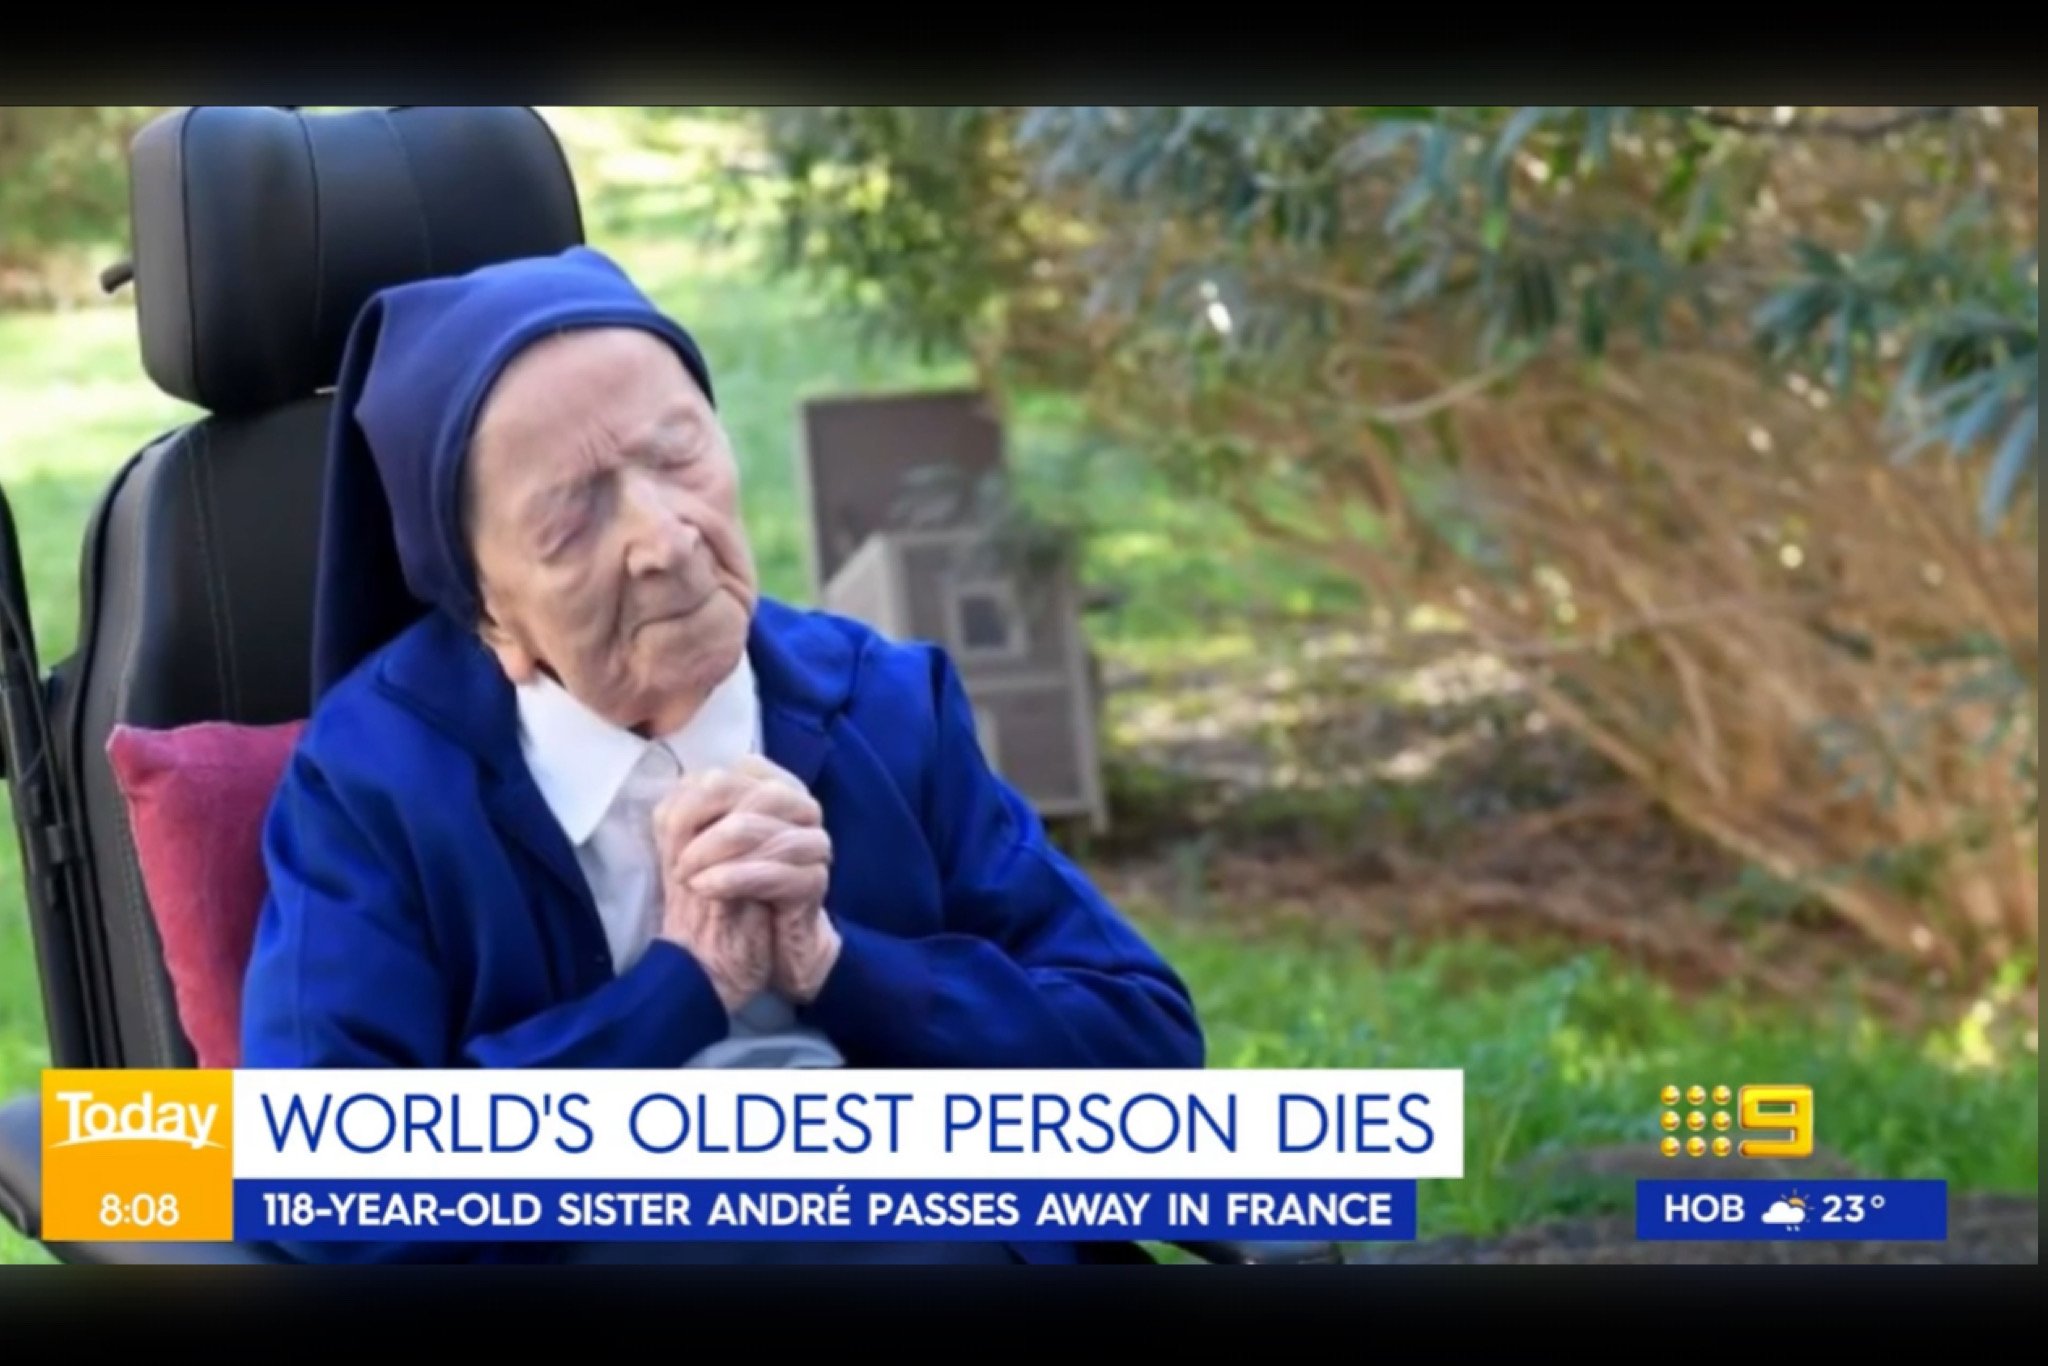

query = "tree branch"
[{"left": 1692, "top": 107, "right": 1962, "bottom": 140}]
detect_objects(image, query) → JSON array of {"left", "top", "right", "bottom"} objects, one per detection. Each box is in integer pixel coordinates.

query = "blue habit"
[{"left": 239, "top": 598, "right": 1206, "bottom": 1264}]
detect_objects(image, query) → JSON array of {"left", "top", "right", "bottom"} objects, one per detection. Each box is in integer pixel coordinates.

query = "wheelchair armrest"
[
  {"left": 1169, "top": 1239, "right": 1346, "bottom": 1264},
  {"left": 0, "top": 1091, "right": 282, "bottom": 1266}
]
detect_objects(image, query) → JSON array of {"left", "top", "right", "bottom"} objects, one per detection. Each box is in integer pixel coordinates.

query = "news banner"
[{"left": 38, "top": 1069, "right": 1945, "bottom": 1246}]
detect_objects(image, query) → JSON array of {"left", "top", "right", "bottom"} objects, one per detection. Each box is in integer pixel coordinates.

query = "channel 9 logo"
[{"left": 1658, "top": 1083, "right": 1812, "bottom": 1159}]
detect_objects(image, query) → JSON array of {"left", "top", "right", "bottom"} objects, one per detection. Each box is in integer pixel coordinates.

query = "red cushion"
[{"left": 104, "top": 720, "right": 305, "bottom": 1069}]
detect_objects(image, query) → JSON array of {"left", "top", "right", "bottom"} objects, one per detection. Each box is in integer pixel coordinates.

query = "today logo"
[
  {"left": 50, "top": 1088, "right": 223, "bottom": 1151},
  {"left": 41, "top": 1069, "right": 236, "bottom": 1242}
]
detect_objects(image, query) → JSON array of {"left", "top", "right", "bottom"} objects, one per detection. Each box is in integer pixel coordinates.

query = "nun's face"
[{"left": 465, "top": 326, "right": 757, "bottom": 736}]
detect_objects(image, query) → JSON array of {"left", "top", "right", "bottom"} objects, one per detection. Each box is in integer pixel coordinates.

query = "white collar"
[{"left": 515, "top": 652, "right": 762, "bottom": 846}]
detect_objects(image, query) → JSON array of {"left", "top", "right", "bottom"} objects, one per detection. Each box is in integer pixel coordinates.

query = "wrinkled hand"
[
  {"left": 652, "top": 774, "right": 774, "bottom": 1012},
  {"left": 661, "top": 755, "right": 842, "bottom": 1005}
]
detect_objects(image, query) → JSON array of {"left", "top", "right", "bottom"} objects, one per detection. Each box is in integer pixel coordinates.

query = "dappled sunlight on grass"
[
  {"left": 0, "top": 311, "right": 196, "bottom": 484},
  {"left": 0, "top": 305, "right": 152, "bottom": 383},
  {"left": 0, "top": 313, "right": 198, "bottom": 675},
  {"left": 1924, "top": 964, "right": 2039, "bottom": 1074}
]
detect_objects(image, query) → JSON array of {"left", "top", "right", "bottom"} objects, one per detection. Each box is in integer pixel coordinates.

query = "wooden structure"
[{"left": 797, "top": 389, "right": 1107, "bottom": 831}]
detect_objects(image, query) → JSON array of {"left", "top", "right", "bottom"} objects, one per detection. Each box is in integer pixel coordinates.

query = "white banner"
[{"left": 229, "top": 1069, "right": 1464, "bottom": 1182}]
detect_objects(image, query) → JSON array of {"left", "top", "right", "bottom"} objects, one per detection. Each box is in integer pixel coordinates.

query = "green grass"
[
  {"left": 0, "top": 109, "right": 2035, "bottom": 1265},
  {"left": 1145, "top": 921, "right": 2036, "bottom": 1243}
]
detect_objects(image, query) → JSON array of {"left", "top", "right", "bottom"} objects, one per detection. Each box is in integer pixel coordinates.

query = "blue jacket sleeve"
[
  {"left": 238, "top": 745, "right": 730, "bottom": 1266},
  {"left": 798, "top": 648, "right": 1204, "bottom": 1070},
  {"left": 241, "top": 746, "right": 732, "bottom": 1076}
]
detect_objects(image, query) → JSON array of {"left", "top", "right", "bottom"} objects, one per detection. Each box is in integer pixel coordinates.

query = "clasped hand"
[{"left": 651, "top": 754, "right": 840, "bottom": 1012}]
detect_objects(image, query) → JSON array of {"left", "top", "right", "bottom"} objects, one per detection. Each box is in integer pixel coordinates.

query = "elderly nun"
[{"left": 236, "top": 246, "right": 1203, "bottom": 1265}]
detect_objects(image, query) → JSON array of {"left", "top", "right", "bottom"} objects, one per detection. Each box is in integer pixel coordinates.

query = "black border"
[
  {"left": 0, "top": 1265, "right": 2041, "bottom": 1339},
  {"left": 0, "top": 28, "right": 2040, "bottom": 102},
  {"left": 0, "top": 26, "right": 2038, "bottom": 1343}
]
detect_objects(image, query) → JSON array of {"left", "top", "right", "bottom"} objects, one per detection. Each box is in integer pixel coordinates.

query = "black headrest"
[{"left": 125, "top": 106, "right": 585, "bottom": 416}]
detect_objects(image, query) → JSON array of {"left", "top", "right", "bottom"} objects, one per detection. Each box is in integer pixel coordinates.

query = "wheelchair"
[{"left": 0, "top": 104, "right": 1340, "bottom": 1267}]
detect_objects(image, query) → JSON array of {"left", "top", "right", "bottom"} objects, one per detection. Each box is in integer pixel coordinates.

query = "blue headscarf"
[{"left": 310, "top": 246, "right": 714, "bottom": 700}]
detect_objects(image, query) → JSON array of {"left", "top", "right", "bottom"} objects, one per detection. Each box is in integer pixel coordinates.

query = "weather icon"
[{"left": 1762, "top": 1194, "right": 1808, "bottom": 1228}]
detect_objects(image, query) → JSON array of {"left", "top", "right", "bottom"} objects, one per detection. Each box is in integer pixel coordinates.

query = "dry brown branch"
[{"left": 977, "top": 113, "right": 2039, "bottom": 988}]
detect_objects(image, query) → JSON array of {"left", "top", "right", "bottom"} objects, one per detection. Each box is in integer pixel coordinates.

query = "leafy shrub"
[{"left": 735, "top": 106, "right": 2038, "bottom": 987}]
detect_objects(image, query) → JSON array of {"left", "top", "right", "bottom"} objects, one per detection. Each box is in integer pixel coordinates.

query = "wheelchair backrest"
[{"left": 31, "top": 105, "right": 585, "bottom": 1070}]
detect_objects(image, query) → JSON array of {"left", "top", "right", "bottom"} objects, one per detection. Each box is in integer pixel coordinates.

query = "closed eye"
[
  {"left": 533, "top": 475, "right": 604, "bottom": 558},
  {"left": 640, "top": 435, "right": 696, "bottom": 470},
  {"left": 634, "top": 412, "right": 709, "bottom": 471}
]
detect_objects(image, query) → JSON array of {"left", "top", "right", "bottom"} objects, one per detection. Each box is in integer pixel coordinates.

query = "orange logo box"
[{"left": 41, "top": 1070, "right": 234, "bottom": 1241}]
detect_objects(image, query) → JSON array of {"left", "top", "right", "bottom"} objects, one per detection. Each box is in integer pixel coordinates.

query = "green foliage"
[
  {"left": 736, "top": 106, "right": 2037, "bottom": 526},
  {"left": 1753, "top": 201, "right": 2038, "bottom": 530},
  {"left": 724, "top": 107, "right": 1041, "bottom": 364},
  {"left": 0, "top": 108, "right": 159, "bottom": 273}
]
